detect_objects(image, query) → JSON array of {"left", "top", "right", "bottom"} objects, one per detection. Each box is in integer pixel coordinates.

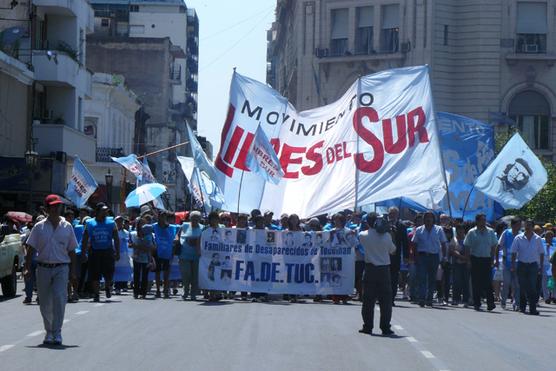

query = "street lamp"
[
  {"left": 24, "top": 149, "right": 39, "bottom": 212},
  {"left": 105, "top": 168, "right": 113, "bottom": 210}
]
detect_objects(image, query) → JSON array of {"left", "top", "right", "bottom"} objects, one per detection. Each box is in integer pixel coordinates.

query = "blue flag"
[
  {"left": 475, "top": 133, "right": 548, "bottom": 209},
  {"left": 437, "top": 112, "right": 502, "bottom": 220},
  {"left": 65, "top": 157, "right": 98, "bottom": 208},
  {"left": 137, "top": 156, "right": 157, "bottom": 186},
  {"left": 187, "top": 124, "right": 225, "bottom": 209},
  {"left": 246, "top": 126, "right": 284, "bottom": 184},
  {"left": 111, "top": 154, "right": 143, "bottom": 178}
]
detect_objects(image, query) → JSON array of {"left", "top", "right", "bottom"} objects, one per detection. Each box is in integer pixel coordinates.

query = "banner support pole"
[
  {"left": 461, "top": 185, "right": 475, "bottom": 221},
  {"left": 237, "top": 170, "right": 245, "bottom": 214},
  {"left": 354, "top": 76, "right": 361, "bottom": 211}
]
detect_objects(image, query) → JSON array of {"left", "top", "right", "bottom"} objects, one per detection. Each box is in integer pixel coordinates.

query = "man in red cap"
[{"left": 24, "top": 194, "right": 78, "bottom": 346}]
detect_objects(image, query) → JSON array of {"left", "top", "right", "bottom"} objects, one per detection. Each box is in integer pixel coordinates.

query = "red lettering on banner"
[
  {"left": 407, "top": 107, "right": 429, "bottom": 146},
  {"left": 215, "top": 104, "right": 236, "bottom": 177},
  {"left": 301, "top": 141, "right": 324, "bottom": 176},
  {"left": 223, "top": 126, "right": 245, "bottom": 164},
  {"left": 353, "top": 107, "right": 384, "bottom": 173},
  {"left": 234, "top": 131, "right": 255, "bottom": 171},
  {"left": 280, "top": 143, "right": 306, "bottom": 179},
  {"left": 353, "top": 106, "right": 429, "bottom": 174},
  {"left": 383, "top": 115, "right": 407, "bottom": 154},
  {"left": 270, "top": 138, "right": 280, "bottom": 153},
  {"left": 334, "top": 143, "right": 343, "bottom": 161},
  {"left": 343, "top": 142, "right": 352, "bottom": 158}
]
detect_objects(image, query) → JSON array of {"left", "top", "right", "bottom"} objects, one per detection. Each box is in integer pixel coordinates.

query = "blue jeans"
[
  {"left": 501, "top": 266, "right": 520, "bottom": 307},
  {"left": 417, "top": 253, "right": 439, "bottom": 303},
  {"left": 452, "top": 262, "right": 469, "bottom": 304},
  {"left": 24, "top": 261, "right": 37, "bottom": 300},
  {"left": 517, "top": 262, "right": 538, "bottom": 312}
]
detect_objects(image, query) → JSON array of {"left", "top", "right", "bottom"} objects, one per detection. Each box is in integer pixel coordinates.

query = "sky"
[{"left": 186, "top": 0, "right": 276, "bottom": 157}]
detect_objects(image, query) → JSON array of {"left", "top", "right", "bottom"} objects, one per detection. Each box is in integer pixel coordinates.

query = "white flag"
[
  {"left": 475, "top": 133, "right": 547, "bottom": 209},
  {"left": 214, "top": 66, "right": 447, "bottom": 216}
]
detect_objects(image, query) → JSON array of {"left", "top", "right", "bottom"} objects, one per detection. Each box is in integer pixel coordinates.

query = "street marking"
[
  {"left": 26, "top": 330, "right": 45, "bottom": 337},
  {"left": 0, "top": 345, "right": 15, "bottom": 352},
  {"left": 393, "top": 325, "right": 404, "bottom": 330},
  {"left": 75, "top": 310, "right": 89, "bottom": 315},
  {"left": 421, "top": 351, "right": 435, "bottom": 359},
  {"left": 94, "top": 303, "right": 104, "bottom": 307},
  {"left": 406, "top": 336, "right": 418, "bottom": 343}
]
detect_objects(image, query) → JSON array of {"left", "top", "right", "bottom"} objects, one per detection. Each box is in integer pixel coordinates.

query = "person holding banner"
[
  {"left": 329, "top": 213, "right": 356, "bottom": 304},
  {"left": 176, "top": 211, "right": 203, "bottom": 301},
  {"left": 81, "top": 203, "right": 120, "bottom": 302},
  {"left": 358, "top": 213, "right": 396, "bottom": 336}
]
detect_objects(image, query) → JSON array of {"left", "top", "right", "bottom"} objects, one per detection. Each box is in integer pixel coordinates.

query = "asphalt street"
[{"left": 1, "top": 284, "right": 555, "bottom": 371}]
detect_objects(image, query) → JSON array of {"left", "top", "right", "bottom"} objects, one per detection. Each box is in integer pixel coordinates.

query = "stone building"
[{"left": 267, "top": 0, "right": 556, "bottom": 160}]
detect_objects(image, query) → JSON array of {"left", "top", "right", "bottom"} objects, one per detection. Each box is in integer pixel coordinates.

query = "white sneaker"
[{"left": 43, "top": 332, "right": 54, "bottom": 345}]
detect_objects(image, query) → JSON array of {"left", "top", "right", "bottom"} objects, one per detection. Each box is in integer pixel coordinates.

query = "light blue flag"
[
  {"left": 190, "top": 167, "right": 207, "bottom": 212},
  {"left": 111, "top": 154, "right": 143, "bottom": 178},
  {"left": 137, "top": 156, "right": 157, "bottom": 186},
  {"left": 186, "top": 124, "right": 225, "bottom": 209},
  {"left": 65, "top": 157, "right": 98, "bottom": 208},
  {"left": 475, "top": 133, "right": 548, "bottom": 209},
  {"left": 246, "top": 126, "right": 284, "bottom": 184}
]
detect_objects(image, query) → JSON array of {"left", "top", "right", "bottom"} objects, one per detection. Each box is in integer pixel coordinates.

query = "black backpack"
[{"left": 374, "top": 216, "right": 390, "bottom": 234}]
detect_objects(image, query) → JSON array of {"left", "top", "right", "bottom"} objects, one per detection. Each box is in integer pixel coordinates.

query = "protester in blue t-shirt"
[
  {"left": 81, "top": 203, "right": 120, "bottom": 302},
  {"left": 177, "top": 211, "right": 203, "bottom": 301},
  {"left": 152, "top": 211, "right": 179, "bottom": 298}
]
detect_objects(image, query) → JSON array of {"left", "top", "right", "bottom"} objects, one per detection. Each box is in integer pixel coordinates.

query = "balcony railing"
[
  {"left": 96, "top": 147, "right": 124, "bottom": 162},
  {"left": 169, "top": 65, "right": 181, "bottom": 84}
]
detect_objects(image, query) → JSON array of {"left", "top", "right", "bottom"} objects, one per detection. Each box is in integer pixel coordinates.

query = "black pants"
[
  {"left": 470, "top": 256, "right": 494, "bottom": 308},
  {"left": 517, "top": 262, "right": 538, "bottom": 313},
  {"left": 390, "top": 261, "right": 400, "bottom": 303},
  {"left": 361, "top": 263, "right": 392, "bottom": 332},
  {"left": 442, "top": 262, "right": 452, "bottom": 302},
  {"left": 133, "top": 262, "right": 149, "bottom": 297}
]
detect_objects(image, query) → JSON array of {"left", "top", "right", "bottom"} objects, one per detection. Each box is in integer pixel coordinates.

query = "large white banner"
[
  {"left": 199, "top": 228, "right": 356, "bottom": 295},
  {"left": 215, "top": 66, "right": 446, "bottom": 216}
]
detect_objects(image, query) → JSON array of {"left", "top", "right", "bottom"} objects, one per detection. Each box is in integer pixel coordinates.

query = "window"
[
  {"left": 129, "top": 25, "right": 145, "bottom": 35},
  {"left": 330, "top": 8, "right": 348, "bottom": 56},
  {"left": 355, "top": 7, "right": 374, "bottom": 54},
  {"left": 516, "top": 2, "right": 547, "bottom": 53},
  {"left": 101, "top": 18, "right": 109, "bottom": 27},
  {"left": 509, "top": 91, "right": 550, "bottom": 150},
  {"left": 381, "top": 4, "right": 400, "bottom": 53},
  {"left": 130, "top": 5, "right": 139, "bottom": 12}
]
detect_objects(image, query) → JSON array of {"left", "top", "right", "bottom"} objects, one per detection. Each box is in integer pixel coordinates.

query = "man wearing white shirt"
[
  {"left": 511, "top": 220, "right": 544, "bottom": 315},
  {"left": 358, "top": 213, "right": 396, "bottom": 336},
  {"left": 24, "top": 195, "right": 78, "bottom": 346}
]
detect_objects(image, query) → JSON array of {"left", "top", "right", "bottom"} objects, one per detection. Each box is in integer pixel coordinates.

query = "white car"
[{"left": 0, "top": 233, "right": 24, "bottom": 297}]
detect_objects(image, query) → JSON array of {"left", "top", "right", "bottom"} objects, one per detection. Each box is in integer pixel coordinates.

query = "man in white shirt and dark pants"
[
  {"left": 24, "top": 195, "right": 78, "bottom": 345},
  {"left": 358, "top": 213, "right": 396, "bottom": 336},
  {"left": 511, "top": 219, "right": 544, "bottom": 315}
]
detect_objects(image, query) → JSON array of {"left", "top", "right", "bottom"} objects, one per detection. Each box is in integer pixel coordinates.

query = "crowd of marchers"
[{"left": 1, "top": 194, "right": 554, "bottom": 342}]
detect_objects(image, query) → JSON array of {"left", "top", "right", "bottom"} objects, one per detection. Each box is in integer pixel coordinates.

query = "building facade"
[
  {"left": 84, "top": 72, "right": 141, "bottom": 213},
  {"left": 267, "top": 0, "right": 556, "bottom": 161},
  {"left": 0, "top": 0, "right": 95, "bottom": 212}
]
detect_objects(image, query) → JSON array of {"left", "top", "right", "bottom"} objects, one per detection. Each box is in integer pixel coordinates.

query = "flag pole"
[
  {"left": 136, "top": 141, "right": 189, "bottom": 159},
  {"left": 461, "top": 185, "right": 475, "bottom": 221},
  {"left": 354, "top": 76, "right": 361, "bottom": 212}
]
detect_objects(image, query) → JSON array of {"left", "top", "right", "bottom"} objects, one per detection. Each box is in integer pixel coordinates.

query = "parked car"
[{"left": 0, "top": 233, "right": 24, "bottom": 297}]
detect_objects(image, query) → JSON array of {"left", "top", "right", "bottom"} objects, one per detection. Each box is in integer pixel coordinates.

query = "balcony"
[
  {"left": 169, "top": 65, "right": 182, "bottom": 85},
  {"left": 34, "top": 0, "right": 94, "bottom": 31},
  {"left": 96, "top": 147, "right": 124, "bottom": 162},
  {"left": 32, "top": 50, "right": 92, "bottom": 97},
  {"left": 33, "top": 123, "right": 96, "bottom": 163}
]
